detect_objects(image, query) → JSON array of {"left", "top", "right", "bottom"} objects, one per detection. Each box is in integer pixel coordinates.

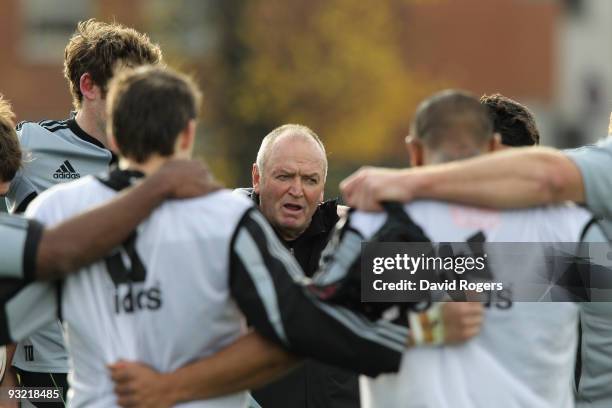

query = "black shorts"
[{"left": 15, "top": 369, "right": 68, "bottom": 408}]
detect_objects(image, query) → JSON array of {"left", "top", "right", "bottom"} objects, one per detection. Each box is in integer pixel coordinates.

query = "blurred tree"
[
  {"left": 223, "top": 0, "right": 444, "bottom": 191},
  {"left": 148, "top": 0, "right": 444, "bottom": 192}
]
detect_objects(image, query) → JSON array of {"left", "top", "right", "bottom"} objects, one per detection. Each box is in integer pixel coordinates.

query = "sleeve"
[
  {"left": 565, "top": 138, "right": 612, "bottom": 218},
  {"left": 0, "top": 281, "right": 59, "bottom": 345},
  {"left": 229, "top": 208, "right": 406, "bottom": 377},
  {"left": 0, "top": 187, "right": 70, "bottom": 283},
  {"left": 6, "top": 171, "right": 37, "bottom": 214},
  {"left": 6, "top": 125, "right": 39, "bottom": 214},
  {"left": 579, "top": 220, "right": 612, "bottom": 302},
  {"left": 0, "top": 214, "right": 43, "bottom": 281}
]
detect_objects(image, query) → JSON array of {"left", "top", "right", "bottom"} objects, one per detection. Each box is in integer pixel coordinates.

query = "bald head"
[{"left": 256, "top": 124, "right": 328, "bottom": 180}]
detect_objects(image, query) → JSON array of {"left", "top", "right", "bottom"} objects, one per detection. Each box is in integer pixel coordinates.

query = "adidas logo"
[{"left": 53, "top": 160, "right": 81, "bottom": 180}]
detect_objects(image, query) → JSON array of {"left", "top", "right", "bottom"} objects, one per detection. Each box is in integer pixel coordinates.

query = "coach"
[{"left": 237, "top": 124, "right": 360, "bottom": 408}]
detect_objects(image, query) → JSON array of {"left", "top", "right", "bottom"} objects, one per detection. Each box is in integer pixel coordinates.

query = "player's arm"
[
  {"left": 340, "top": 147, "right": 583, "bottom": 211},
  {"left": 311, "top": 206, "right": 483, "bottom": 347},
  {"left": 229, "top": 208, "right": 409, "bottom": 377},
  {"left": 31, "top": 160, "right": 220, "bottom": 281},
  {"left": 109, "top": 331, "right": 300, "bottom": 408}
]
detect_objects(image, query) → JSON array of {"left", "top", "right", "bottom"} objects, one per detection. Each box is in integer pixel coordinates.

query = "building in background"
[{"left": 556, "top": 0, "right": 612, "bottom": 145}]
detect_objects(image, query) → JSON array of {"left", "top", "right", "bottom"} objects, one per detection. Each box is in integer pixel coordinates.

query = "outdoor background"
[{"left": 0, "top": 0, "right": 610, "bottom": 202}]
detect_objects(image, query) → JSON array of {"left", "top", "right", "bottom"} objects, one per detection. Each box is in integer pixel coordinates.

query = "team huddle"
[{"left": 1, "top": 19, "right": 612, "bottom": 408}]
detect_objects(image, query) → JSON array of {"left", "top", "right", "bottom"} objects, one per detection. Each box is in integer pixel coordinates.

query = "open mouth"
[{"left": 283, "top": 203, "right": 303, "bottom": 213}]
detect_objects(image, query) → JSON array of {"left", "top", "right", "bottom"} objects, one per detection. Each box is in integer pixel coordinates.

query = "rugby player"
[
  {"left": 0, "top": 66, "right": 417, "bottom": 407},
  {"left": 344, "top": 90, "right": 598, "bottom": 407},
  {"left": 108, "top": 124, "right": 483, "bottom": 408},
  {"left": 0, "top": 93, "right": 218, "bottom": 399},
  {"left": 341, "top": 98, "right": 612, "bottom": 408},
  {"left": 480, "top": 93, "right": 540, "bottom": 147},
  {"left": 4, "top": 19, "right": 163, "bottom": 403}
]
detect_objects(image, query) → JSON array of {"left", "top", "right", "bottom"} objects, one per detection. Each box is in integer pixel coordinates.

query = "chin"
[
  {"left": 278, "top": 219, "right": 306, "bottom": 233},
  {"left": 279, "top": 221, "right": 303, "bottom": 231}
]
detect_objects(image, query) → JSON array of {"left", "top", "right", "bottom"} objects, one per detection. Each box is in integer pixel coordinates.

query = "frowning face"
[{"left": 253, "top": 134, "right": 326, "bottom": 241}]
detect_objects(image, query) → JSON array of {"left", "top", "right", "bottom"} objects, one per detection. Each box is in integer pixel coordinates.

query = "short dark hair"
[
  {"left": 64, "top": 19, "right": 163, "bottom": 110},
  {"left": 480, "top": 93, "right": 540, "bottom": 146},
  {"left": 107, "top": 66, "right": 202, "bottom": 163},
  {"left": 0, "top": 95, "right": 21, "bottom": 183},
  {"left": 411, "top": 90, "right": 493, "bottom": 145}
]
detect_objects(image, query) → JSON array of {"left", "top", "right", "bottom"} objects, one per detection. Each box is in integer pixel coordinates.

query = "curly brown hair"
[
  {"left": 0, "top": 95, "right": 21, "bottom": 183},
  {"left": 64, "top": 19, "right": 163, "bottom": 110},
  {"left": 480, "top": 93, "right": 540, "bottom": 147}
]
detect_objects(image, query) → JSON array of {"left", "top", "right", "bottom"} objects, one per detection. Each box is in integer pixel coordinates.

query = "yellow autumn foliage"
[{"left": 233, "top": 0, "right": 443, "bottom": 163}]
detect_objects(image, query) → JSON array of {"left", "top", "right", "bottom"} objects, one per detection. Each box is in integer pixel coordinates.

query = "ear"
[
  {"left": 79, "top": 73, "right": 101, "bottom": 101},
  {"left": 405, "top": 135, "right": 424, "bottom": 167},
  {"left": 252, "top": 163, "right": 261, "bottom": 194},
  {"left": 108, "top": 133, "right": 120, "bottom": 153},
  {"left": 179, "top": 120, "right": 197, "bottom": 150},
  {"left": 489, "top": 133, "right": 504, "bottom": 152}
]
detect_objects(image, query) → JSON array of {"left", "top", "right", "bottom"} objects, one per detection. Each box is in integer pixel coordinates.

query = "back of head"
[
  {"left": 64, "top": 19, "right": 163, "bottom": 110},
  {"left": 411, "top": 90, "right": 493, "bottom": 163},
  {"left": 0, "top": 96, "right": 21, "bottom": 184},
  {"left": 480, "top": 93, "right": 540, "bottom": 147},
  {"left": 106, "top": 66, "right": 202, "bottom": 163}
]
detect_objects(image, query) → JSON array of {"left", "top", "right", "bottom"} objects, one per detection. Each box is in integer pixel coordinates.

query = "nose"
[{"left": 287, "top": 178, "right": 304, "bottom": 197}]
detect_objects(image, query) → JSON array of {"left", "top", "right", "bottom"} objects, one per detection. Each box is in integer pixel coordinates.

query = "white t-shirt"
[
  {"left": 355, "top": 200, "right": 592, "bottom": 408},
  {"left": 25, "top": 174, "right": 252, "bottom": 408}
]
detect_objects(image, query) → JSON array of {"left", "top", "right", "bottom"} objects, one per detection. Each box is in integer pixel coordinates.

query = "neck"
[
  {"left": 120, "top": 155, "right": 169, "bottom": 176},
  {"left": 75, "top": 109, "right": 107, "bottom": 147}
]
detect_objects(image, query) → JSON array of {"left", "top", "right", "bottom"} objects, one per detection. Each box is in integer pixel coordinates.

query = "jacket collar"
[{"left": 238, "top": 187, "right": 339, "bottom": 243}]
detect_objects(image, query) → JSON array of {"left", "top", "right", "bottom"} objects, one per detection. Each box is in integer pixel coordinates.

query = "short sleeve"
[
  {"left": 5, "top": 171, "right": 37, "bottom": 214},
  {"left": 0, "top": 214, "right": 43, "bottom": 281},
  {"left": 565, "top": 138, "right": 612, "bottom": 218}
]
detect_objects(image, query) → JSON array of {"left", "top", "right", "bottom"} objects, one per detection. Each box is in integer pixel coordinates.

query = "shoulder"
[
  {"left": 25, "top": 176, "right": 112, "bottom": 224},
  {"left": 178, "top": 189, "right": 252, "bottom": 210},
  {"left": 153, "top": 189, "right": 255, "bottom": 242},
  {"left": 349, "top": 210, "right": 388, "bottom": 239},
  {"left": 16, "top": 119, "right": 70, "bottom": 145},
  {"left": 565, "top": 139, "right": 612, "bottom": 218},
  {"left": 529, "top": 203, "right": 593, "bottom": 239},
  {"left": 164, "top": 189, "right": 254, "bottom": 223}
]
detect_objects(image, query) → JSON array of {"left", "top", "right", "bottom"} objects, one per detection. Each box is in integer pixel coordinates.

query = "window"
[{"left": 21, "top": 0, "right": 92, "bottom": 63}]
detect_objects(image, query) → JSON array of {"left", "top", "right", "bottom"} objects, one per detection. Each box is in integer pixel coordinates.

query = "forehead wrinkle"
[
  {"left": 264, "top": 132, "right": 325, "bottom": 165},
  {"left": 269, "top": 162, "right": 325, "bottom": 177},
  {"left": 265, "top": 143, "right": 326, "bottom": 177}
]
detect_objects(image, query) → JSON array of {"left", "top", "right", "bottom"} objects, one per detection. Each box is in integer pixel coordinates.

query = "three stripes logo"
[{"left": 53, "top": 160, "right": 81, "bottom": 180}]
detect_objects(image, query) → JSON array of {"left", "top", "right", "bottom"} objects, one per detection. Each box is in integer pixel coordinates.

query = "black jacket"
[{"left": 236, "top": 189, "right": 360, "bottom": 408}]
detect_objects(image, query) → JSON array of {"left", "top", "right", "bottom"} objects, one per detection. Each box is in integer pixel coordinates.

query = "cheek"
[
  {"left": 265, "top": 181, "right": 289, "bottom": 199},
  {"left": 259, "top": 184, "right": 285, "bottom": 208},
  {"left": 305, "top": 187, "right": 324, "bottom": 206}
]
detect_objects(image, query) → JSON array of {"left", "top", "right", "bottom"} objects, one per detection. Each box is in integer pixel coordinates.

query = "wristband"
[{"left": 408, "top": 303, "right": 444, "bottom": 346}]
